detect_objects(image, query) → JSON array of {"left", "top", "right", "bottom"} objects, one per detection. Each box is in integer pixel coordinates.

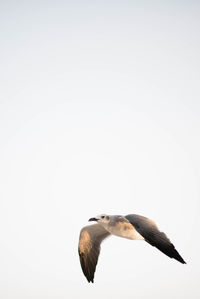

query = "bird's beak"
[{"left": 88, "top": 217, "right": 98, "bottom": 222}]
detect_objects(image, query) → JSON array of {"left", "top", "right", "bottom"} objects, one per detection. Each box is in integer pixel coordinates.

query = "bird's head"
[{"left": 88, "top": 214, "right": 110, "bottom": 224}]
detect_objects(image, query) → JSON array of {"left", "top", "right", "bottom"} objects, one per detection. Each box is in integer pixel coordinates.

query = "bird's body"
[
  {"left": 78, "top": 214, "right": 186, "bottom": 283},
  {"left": 100, "top": 216, "right": 144, "bottom": 240}
]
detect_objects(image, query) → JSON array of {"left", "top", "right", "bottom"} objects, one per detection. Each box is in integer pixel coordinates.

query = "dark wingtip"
[
  {"left": 180, "top": 256, "right": 187, "bottom": 264},
  {"left": 173, "top": 249, "right": 186, "bottom": 264},
  {"left": 178, "top": 258, "right": 186, "bottom": 264},
  {"left": 86, "top": 277, "right": 94, "bottom": 283}
]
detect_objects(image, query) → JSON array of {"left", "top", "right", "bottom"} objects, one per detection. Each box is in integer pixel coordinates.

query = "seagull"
[{"left": 78, "top": 214, "right": 186, "bottom": 283}]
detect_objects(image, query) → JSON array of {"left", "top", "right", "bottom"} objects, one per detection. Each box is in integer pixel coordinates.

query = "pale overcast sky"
[{"left": 0, "top": 1, "right": 200, "bottom": 298}]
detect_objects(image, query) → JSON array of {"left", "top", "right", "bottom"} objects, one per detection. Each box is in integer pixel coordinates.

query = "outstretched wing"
[
  {"left": 125, "top": 214, "right": 186, "bottom": 264},
  {"left": 78, "top": 223, "right": 110, "bottom": 283}
]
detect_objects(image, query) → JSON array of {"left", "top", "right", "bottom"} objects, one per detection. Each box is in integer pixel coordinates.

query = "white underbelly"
[{"left": 106, "top": 222, "right": 144, "bottom": 240}]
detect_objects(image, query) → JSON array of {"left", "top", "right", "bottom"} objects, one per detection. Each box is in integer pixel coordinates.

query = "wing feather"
[
  {"left": 125, "top": 214, "right": 186, "bottom": 264},
  {"left": 78, "top": 223, "right": 110, "bottom": 282}
]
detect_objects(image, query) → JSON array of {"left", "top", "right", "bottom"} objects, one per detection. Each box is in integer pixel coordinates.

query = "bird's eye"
[{"left": 101, "top": 216, "right": 105, "bottom": 219}]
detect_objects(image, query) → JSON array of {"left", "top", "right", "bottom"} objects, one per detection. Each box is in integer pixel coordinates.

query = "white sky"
[{"left": 0, "top": 0, "right": 200, "bottom": 298}]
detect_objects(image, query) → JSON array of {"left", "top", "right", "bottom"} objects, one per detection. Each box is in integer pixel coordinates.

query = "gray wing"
[
  {"left": 78, "top": 223, "right": 110, "bottom": 283},
  {"left": 125, "top": 214, "right": 186, "bottom": 264}
]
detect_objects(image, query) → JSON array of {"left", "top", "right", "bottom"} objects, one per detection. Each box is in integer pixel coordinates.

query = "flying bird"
[{"left": 78, "top": 214, "right": 186, "bottom": 283}]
